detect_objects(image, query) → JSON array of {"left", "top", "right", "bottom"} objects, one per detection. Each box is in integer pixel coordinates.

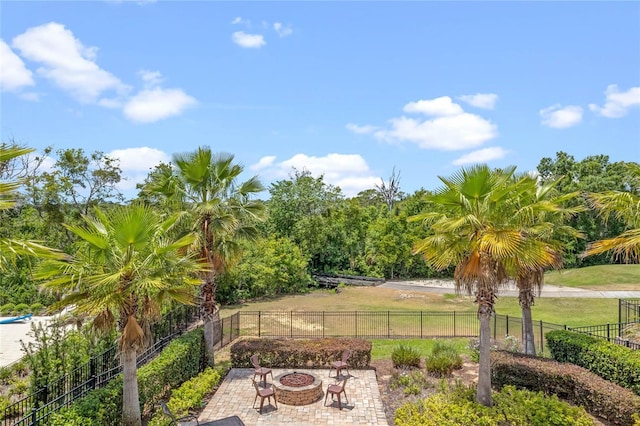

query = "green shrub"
[
  {"left": 30, "top": 303, "right": 45, "bottom": 314},
  {"left": 395, "top": 383, "right": 594, "bottom": 426},
  {"left": 391, "top": 344, "right": 421, "bottom": 369},
  {"left": 14, "top": 303, "right": 29, "bottom": 314},
  {"left": 424, "top": 341, "right": 463, "bottom": 377},
  {"left": 391, "top": 370, "right": 428, "bottom": 393},
  {"left": 491, "top": 350, "right": 640, "bottom": 425},
  {"left": 147, "top": 366, "right": 224, "bottom": 426},
  {"left": 546, "top": 330, "right": 640, "bottom": 395},
  {"left": 0, "top": 303, "right": 15, "bottom": 315}
]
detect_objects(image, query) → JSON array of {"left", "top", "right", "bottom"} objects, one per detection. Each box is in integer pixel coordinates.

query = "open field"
[
  {"left": 545, "top": 264, "right": 640, "bottom": 290},
  {"left": 220, "top": 286, "right": 620, "bottom": 328}
]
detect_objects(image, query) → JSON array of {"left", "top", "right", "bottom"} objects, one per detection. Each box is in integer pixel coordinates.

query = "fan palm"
[
  {"left": 143, "top": 147, "right": 265, "bottom": 366},
  {"left": 0, "top": 144, "right": 61, "bottom": 269},
  {"left": 37, "top": 204, "right": 206, "bottom": 426},
  {"left": 584, "top": 163, "right": 640, "bottom": 262},
  {"left": 509, "top": 175, "right": 583, "bottom": 355},
  {"left": 412, "top": 164, "right": 564, "bottom": 406}
]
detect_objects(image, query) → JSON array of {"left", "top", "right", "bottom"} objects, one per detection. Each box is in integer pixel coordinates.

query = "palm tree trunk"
[
  {"left": 201, "top": 272, "right": 218, "bottom": 367},
  {"left": 121, "top": 346, "right": 141, "bottom": 426},
  {"left": 477, "top": 305, "right": 493, "bottom": 407},
  {"left": 521, "top": 302, "right": 536, "bottom": 355}
]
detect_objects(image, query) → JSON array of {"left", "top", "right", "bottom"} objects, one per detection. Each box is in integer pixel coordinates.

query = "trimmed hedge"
[
  {"left": 230, "top": 338, "right": 371, "bottom": 368},
  {"left": 46, "top": 328, "right": 205, "bottom": 426},
  {"left": 491, "top": 350, "right": 640, "bottom": 425},
  {"left": 546, "top": 330, "right": 640, "bottom": 395}
]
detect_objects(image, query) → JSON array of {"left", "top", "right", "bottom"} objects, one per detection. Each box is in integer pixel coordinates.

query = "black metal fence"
[
  {"left": 237, "top": 311, "right": 567, "bottom": 354},
  {"left": 3, "top": 305, "right": 201, "bottom": 426},
  {"left": 568, "top": 321, "right": 640, "bottom": 350},
  {"left": 619, "top": 298, "right": 640, "bottom": 324}
]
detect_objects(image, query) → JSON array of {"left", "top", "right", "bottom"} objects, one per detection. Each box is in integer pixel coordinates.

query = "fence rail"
[
  {"left": 620, "top": 298, "right": 640, "bottom": 324},
  {"left": 237, "top": 311, "right": 568, "bottom": 354},
  {"left": 568, "top": 321, "right": 640, "bottom": 350}
]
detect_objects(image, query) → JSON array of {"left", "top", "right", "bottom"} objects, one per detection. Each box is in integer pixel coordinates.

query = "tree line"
[{"left": 2, "top": 142, "right": 639, "bottom": 423}]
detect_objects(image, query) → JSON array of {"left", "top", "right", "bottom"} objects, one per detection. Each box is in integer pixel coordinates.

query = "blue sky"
[{"left": 1, "top": 1, "right": 639, "bottom": 199}]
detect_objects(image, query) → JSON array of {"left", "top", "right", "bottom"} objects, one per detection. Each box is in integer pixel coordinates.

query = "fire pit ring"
[{"left": 273, "top": 371, "right": 323, "bottom": 405}]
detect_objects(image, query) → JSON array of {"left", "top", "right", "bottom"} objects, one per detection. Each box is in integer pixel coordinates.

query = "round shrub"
[
  {"left": 14, "top": 303, "right": 29, "bottom": 314},
  {"left": 0, "top": 303, "right": 16, "bottom": 315},
  {"left": 30, "top": 303, "right": 45, "bottom": 314},
  {"left": 424, "top": 341, "right": 463, "bottom": 377},
  {"left": 392, "top": 344, "right": 421, "bottom": 369}
]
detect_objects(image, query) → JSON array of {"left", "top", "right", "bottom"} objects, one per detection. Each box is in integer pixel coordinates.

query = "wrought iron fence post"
[
  {"left": 453, "top": 311, "right": 456, "bottom": 337},
  {"left": 420, "top": 311, "right": 423, "bottom": 338},
  {"left": 387, "top": 311, "right": 390, "bottom": 339},
  {"left": 355, "top": 311, "right": 358, "bottom": 338},
  {"left": 506, "top": 315, "right": 509, "bottom": 336},
  {"left": 540, "top": 320, "right": 543, "bottom": 354},
  {"left": 322, "top": 311, "right": 325, "bottom": 339},
  {"left": 258, "top": 312, "right": 261, "bottom": 337},
  {"left": 493, "top": 315, "right": 497, "bottom": 340}
]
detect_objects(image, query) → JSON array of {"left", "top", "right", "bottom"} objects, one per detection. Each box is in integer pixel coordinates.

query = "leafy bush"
[
  {"left": 491, "top": 350, "right": 640, "bottom": 425},
  {"left": 14, "top": 303, "right": 29, "bottom": 314},
  {"left": 391, "top": 370, "right": 429, "bottom": 395},
  {"left": 30, "top": 303, "right": 45, "bottom": 314},
  {"left": 546, "top": 330, "right": 640, "bottom": 395},
  {"left": 424, "top": 341, "right": 463, "bottom": 377},
  {"left": 0, "top": 303, "right": 15, "bottom": 315},
  {"left": 147, "top": 366, "right": 224, "bottom": 426},
  {"left": 391, "top": 344, "right": 421, "bottom": 369},
  {"left": 395, "top": 383, "right": 595, "bottom": 426}
]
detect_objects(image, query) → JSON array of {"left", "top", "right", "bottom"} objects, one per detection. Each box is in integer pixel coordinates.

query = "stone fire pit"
[{"left": 273, "top": 371, "right": 323, "bottom": 405}]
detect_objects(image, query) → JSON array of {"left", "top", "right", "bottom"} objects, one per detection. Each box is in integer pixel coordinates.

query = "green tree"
[
  {"left": 0, "top": 143, "right": 61, "bottom": 273},
  {"left": 412, "top": 165, "right": 560, "bottom": 406},
  {"left": 143, "top": 148, "right": 265, "bottom": 366},
  {"left": 37, "top": 204, "right": 205, "bottom": 426},
  {"left": 584, "top": 163, "right": 640, "bottom": 262},
  {"left": 510, "top": 175, "right": 583, "bottom": 355},
  {"left": 537, "top": 152, "right": 636, "bottom": 266}
]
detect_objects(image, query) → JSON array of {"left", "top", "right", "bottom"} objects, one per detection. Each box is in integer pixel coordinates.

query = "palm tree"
[
  {"left": 143, "top": 147, "right": 265, "bottom": 366},
  {"left": 584, "top": 163, "right": 640, "bottom": 262},
  {"left": 510, "top": 175, "right": 583, "bottom": 355},
  {"left": 0, "top": 144, "right": 61, "bottom": 269},
  {"left": 37, "top": 204, "right": 206, "bottom": 426},
  {"left": 412, "top": 165, "right": 561, "bottom": 406}
]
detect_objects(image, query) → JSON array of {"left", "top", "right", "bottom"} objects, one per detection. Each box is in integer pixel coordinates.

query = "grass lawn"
[
  {"left": 220, "top": 286, "right": 619, "bottom": 328},
  {"left": 545, "top": 264, "right": 640, "bottom": 290},
  {"left": 370, "top": 338, "right": 471, "bottom": 360}
]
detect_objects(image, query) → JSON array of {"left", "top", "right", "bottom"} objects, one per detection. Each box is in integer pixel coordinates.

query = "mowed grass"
[
  {"left": 370, "top": 338, "right": 471, "bottom": 360},
  {"left": 545, "top": 264, "right": 640, "bottom": 290},
  {"left": 220, "top": 285, "right": 619, "bottom": 327}
]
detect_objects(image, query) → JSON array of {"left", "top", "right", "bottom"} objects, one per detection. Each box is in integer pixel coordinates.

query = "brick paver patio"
[{"left": 199, "top": 368, "right": 389, "bottom": 425}]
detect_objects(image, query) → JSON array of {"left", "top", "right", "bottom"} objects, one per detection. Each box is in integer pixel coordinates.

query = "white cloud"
[
  {"left": 374, "top": 113, "right": 497, "bottom": 151},
  {"left": 403, "top": 96, "right": 464, "bottom": 116},
  {"left": 231, "top": 17, "right": 243, "bottom": 25},
  {"left": 0, "top": 39, "right": 35, "bottom": 92},
  {"left": 251, "top": 153, "right": 379, "bottom": 196},
  {"left": 123, "top": 87, "right": 197, "bottom": 123},
  {"left": 346, "top": 123, "right": 378, "bottom": 134},
  {"left": 232, "top": 31, "right": 266, "bottom": 48},
  {"left": 355, "top": 96, "right": 497, "bottom": 151},
  {"left": 589, "top": 84, "right": 640, "bottom": 118},
  {"left": 108, "top": 147, "right": 170, "bottom": 190},
  {"left": 139, "top": 69, "right": 163, "bottom": 88},
  {"left": 452, "top": 147, "right": 508, "bottom": 165},
  {"left": 11, "top": 22, "right": 129, "bottom": 103},
  {"left": 458, "top": 93, "right": 498, "bottom": 110},
  {"left": 540, "top": 104, "right": 583, "bottom": 128},
  {"left": 273, "top": 22, "right": 293, "bottom": 37},
  {"left": 250, "top": 155, "right": 276, "bottom": 171}
]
